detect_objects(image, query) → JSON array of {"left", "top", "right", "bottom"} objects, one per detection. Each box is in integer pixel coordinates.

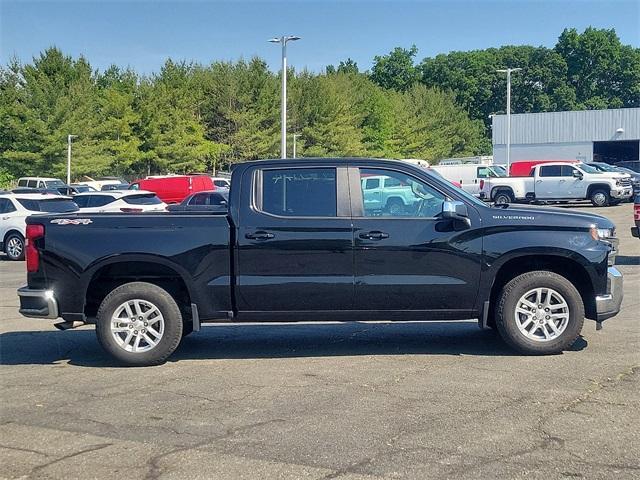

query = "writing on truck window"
[{"left": 261, "top": 168, "right": 337, "bottom": 217}]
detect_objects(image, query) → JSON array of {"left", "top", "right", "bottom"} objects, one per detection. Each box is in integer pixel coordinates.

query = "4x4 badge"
[{"left": 50, "top": 218, "right": 93, "bottom": 225}]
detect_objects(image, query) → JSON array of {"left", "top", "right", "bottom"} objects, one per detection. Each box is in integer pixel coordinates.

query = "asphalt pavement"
[{"left": 1, "top": 203, "right": 638, "bottom": 479}]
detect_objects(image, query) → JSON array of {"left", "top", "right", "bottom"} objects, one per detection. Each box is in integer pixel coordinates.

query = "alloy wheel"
[
  {"left": 6, "top": 237, "right": 23, "bottom": 259},
  {"left": 514, "top": 287, "right": 569, "bottom": 342},
  {"left": 110, "top": 299, "right": 165, "bottom": 353}
]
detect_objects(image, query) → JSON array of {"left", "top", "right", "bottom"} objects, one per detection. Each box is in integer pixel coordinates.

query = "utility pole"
[
  {"left": 67, "top": 134, "right": 77, "bottom": 185},
  {"left": 293, "top": 134, "right": 302, "bottom": 158},
  {"left": 269, "top": 35, "right": 301, "bottom": 159},
  {"left": 497, "top": 68, "right": 521, "bottom": 172}
]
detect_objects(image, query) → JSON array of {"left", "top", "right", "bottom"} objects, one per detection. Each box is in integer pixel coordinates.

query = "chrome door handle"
[
  {"left": 245, "top": 231, "right": 275, "bottom": 240},
  {"left": 359, "top": 231, "right": 389, "bottom": 240}
]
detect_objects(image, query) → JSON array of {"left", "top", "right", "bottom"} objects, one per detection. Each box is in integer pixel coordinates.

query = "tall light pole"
[
  {"left": 269, "top": 35, "right": 300, "bottom": 159},
  {"left": 497, "top": 68, "right": 521, "bottom": 172},
  {"left": 67, "top": 134, "right": 77, "bottom": 185},
  {"left": 292, "top": 133, "right": 302, "bottom": 158}
]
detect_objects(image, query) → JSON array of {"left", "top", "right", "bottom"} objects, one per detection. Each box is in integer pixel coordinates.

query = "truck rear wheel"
[
  {"left": 96, "top": 282, "right": 183, "bottom": 366},
  {"left": 386, "top": 198, "right": 405, "bottom": 216},
  {"left": 495, "top": 271, "right": 584, "bottom": 355},
  {"left": 493, "top": 191, "right": 514, "bottom": 205},
  {"left": 590, "top": 189, "right": 610, "bottom": 207}
]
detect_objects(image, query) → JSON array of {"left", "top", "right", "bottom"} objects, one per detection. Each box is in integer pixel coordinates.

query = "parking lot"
[{"left": 0, "top": 203, "right": 638, "bottom": 479}]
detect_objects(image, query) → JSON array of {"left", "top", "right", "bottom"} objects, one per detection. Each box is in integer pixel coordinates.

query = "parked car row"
[
  {"left": 1, "top": 175, "right": 231, "bottom": 260},
  {"left": 427, "top": 159, "right": 636, "bottom": 207}
]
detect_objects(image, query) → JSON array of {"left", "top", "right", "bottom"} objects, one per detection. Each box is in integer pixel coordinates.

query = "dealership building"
[{"left": 492, "top": 107, "right": 640, "bottom": 166}]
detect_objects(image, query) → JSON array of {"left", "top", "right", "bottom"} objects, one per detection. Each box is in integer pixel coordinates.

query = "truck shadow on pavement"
[{"left": 0, "top": 321, "right": 587, "bottom": 367}]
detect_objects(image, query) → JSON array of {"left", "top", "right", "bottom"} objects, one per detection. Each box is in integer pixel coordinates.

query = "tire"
[
  {"left": 4, "top": 233, "right": 25, "bottom": 261},
  {"left": 495, "top": 271, "right": 584, "bottom": 355},
  {"left": 590, "top": 189, "right": 610, "bottom": 207},
  {"left": 493, "top": 190, "right": 514, "bottom": 205},
  {"left": 386, "top": 199, "right": 405, "bottom": 216},
  {"left": 96, "top": 282, "right": 183, "bottom": 366}
]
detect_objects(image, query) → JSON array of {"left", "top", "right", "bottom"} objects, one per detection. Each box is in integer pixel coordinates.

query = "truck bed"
[{"left": 26, "top": 211, "right": 233, "bottom": 321}]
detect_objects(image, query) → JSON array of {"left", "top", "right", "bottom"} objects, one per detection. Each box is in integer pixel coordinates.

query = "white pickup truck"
[{"left": 480, "top": 162, "right": 633, "bottom": 207}]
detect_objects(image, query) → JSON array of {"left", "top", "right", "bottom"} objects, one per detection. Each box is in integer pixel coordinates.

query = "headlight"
[
  {"left": 615, "top": 179, "right": 622, "bottom": 186},
  {"left": 590, "top": 226, "right": 615, "bottom": 241}
]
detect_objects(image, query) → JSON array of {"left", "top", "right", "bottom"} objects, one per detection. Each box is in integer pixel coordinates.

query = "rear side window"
[
  {"left": 17, "top": 199, "right": 78, "bottom": 213},
  {"left": 90, "top": 196, "right": 116, "bottom": 207},
  {"left": 123, "top": 194, "right": 162, "bottom": 205},
  {"left": 27, "top": 180, "right": 37, "bottom": 188},
  {"left": 73, "top": 196, "right": 91, "bottom": 208},
  {"left": 539, "top": 165, "right": 562, "bottom": 177},
  {"left": 364, "top": 178, "right": 380, "bottom": 189},
  {"left": 0, "top": 198, "right": 17, "bottom": 213},
  {"left": 261, "top": 168, "right": 337, "bottom": 217},
  {"left": 18, "top": 179, "right": 28, "bottom": 187}
]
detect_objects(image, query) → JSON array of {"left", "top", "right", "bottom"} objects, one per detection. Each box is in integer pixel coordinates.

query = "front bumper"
[
  {"left": 595, "top": 267, "right": 623, "bottom": 322},
  {"left": 17, "top": 286, "right": 59, "bottom": 319},
  {"left": 610, "top": 188, "right": 633, "bottom": 199}
]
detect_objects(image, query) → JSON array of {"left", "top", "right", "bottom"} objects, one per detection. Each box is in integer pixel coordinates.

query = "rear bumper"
[
  {"left": 595, "top": 267, "right": 623, "bottom": 322},
  {"left": 631, "top": 226, "right": 639, "bottom": 238},
  {"left": 17, "top": 286, "right": 59, "bottom": 319}
]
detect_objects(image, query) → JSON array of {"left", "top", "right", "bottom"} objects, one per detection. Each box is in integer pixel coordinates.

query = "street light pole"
[
  {"left": 292, "top": 134, "right": 301, "bottom": 158},
  {"left": 269, "top": 35, "right": 300, "bottom": 159},
  {"left": 497, "top": 68, "right": 521, "bottom": 172},
  {"left": 67, "top": 134, "right": 77, "bottom": 185}
]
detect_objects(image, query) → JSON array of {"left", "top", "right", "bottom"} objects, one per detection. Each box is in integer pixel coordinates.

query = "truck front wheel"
[
  {"left": 96, "top": 282, "right": 183, "bottom": 366},
  {"left": 590, "top": 189, "right": 610, "bottom": 207},
  {"left": 495, "top": 271, "right": 584, "bottom": 355}
]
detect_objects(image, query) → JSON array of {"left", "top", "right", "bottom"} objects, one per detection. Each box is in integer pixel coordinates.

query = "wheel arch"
[
  {"left": 3, "top": 228, "right": 24, "bottom": 244},
  {"left": 586, "top": 183, "right": 612, "bottom": 197},
  {"left": 485, "top": 253, "right": 597, "bottom": 324},
  {"left": 491, "top": 186, "right": 515, "bottom": 201},
  {"left": 83, "top": 255, "right": 194, "bottom": 319}
]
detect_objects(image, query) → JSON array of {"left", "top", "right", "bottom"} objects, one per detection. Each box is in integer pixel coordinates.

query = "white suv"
[
  {"left": 72, "top": 191, "right": 167, "bottom": 213},
  {"left": 0, "top": 193, "right": 78, "bottom": 260},
  {"left": 16, "top": 177, "right": 67, "bottom": 190}
]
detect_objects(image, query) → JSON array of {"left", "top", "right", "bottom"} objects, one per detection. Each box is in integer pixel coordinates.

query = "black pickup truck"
[{"left": 18, "top": 158, "right": 623, "bottom": 365}]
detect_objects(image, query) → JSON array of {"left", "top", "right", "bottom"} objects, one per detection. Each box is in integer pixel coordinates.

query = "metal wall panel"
[{"left": 492, "top": 108, "right": 640, "bottom": 145}]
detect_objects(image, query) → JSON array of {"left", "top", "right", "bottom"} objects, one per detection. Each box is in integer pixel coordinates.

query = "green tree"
[{"left": 370, "top": 46, "right": 420, "bottom": 91}]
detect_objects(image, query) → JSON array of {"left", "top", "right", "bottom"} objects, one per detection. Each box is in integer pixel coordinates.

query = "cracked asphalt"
[{"left": 1, "top": 203, "right": 639, "bottom": 479}]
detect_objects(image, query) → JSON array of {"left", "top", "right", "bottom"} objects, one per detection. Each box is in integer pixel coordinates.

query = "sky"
[{"left": 1, "top": 0, "right": 639, "bottom": 75}]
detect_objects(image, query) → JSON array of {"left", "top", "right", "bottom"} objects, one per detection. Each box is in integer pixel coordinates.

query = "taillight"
[
  {"left": 120, "top": 207, "right": 143, "bottom": 213},
  {"left": 26, "top": 224, "right": 44, "bottom": 273},
  {"left": 479, "top": 179, "right": 485, "bottom": 190},
  {"left": 634, "top": 204, "right": 640, "bottom": 221}
]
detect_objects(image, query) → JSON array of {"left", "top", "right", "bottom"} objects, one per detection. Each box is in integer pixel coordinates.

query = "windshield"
[
  {"left": 44, "top": 180, "right": 66, "bottom": 188},
  {"left": 592, "top": 163, "right": 617, "bottom": 172},
  {"left": 576, "top": 163, "right": 600, "bottom": 174},
  {"left": 491, "top": 166, "right": 507, "bottom": 177}
]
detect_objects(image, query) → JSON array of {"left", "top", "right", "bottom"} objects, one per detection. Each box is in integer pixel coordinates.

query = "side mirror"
[
  {"left": 441, "top": 200, "right": 471, "bottom": 227},
  {"left": 572, "top": 170, "right": 583, "bottom": 179}
]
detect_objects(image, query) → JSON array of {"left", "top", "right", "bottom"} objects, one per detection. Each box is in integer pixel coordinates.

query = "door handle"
[
  {"left": 559, "top": 179, "right": 566, "bottom": 183},
  {"left": 359, "top": 231, "right": 389, "bottom": 240},
  {"left": 245, "top": 231, "right": 275, "bottom": 240}
]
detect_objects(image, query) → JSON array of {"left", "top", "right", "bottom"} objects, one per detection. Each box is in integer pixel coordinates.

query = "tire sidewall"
[
  {"left": 5, "top": 233, "right": 25, "bottom": 261},
  {"left": 96, "top": 282, "right": 183, "bottom": 366},
  {"left": 496, "top": 271, "right": 584, "bottom": 355},
  {"left": 494, "top": 192, "right": 513, "bottom": 205}
]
